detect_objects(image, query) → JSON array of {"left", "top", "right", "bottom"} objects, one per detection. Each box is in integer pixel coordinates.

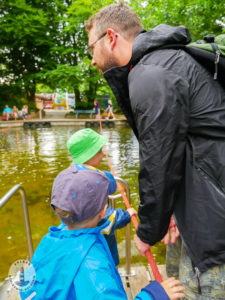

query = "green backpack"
[
  {"left": 189, "top": 34, "right": 225, "bottom": 82},
  {"left": 162, "top": 34, "right": 225, "bottom": 88}
]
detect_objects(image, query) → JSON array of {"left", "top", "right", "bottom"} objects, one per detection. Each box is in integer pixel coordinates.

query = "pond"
[{"left": 0, "top": 125, "right": 166, "bottom": 282}]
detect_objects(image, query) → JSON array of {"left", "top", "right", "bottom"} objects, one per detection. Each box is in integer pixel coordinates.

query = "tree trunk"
[
  {"left": 74, "top": 87, "right": 80, "bottom": 103},
  {"left": 26, "top": 80, "right": 36, "bottom": 101},
  {"left": 26, "top": 82, "right": 36, "bottom": 110},
  {"left": 88, "top": 81, "right": 97, "bottom": 102}
]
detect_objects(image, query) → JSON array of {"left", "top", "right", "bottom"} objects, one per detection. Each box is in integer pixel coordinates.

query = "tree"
[
  {"left": 0, "top": 0, "right": 224, "bottom": 109},
  {"left": 130, "top": 0, "right": 224, "bottom": 40},
  {"left": 42, "top": 0, "right": 113, "bottom": 102},
  {"left": 0, "top": 0, "right": 57, "bottom": 105}
]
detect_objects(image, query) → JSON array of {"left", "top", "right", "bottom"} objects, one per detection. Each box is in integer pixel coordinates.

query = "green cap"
[{"left": 67, "top": 128, "right": 107, "bottom": 164}]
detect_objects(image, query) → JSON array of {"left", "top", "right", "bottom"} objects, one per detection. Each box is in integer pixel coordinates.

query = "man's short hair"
[{"left": 85, "top": 4, "right": 143, "bottom": 40}]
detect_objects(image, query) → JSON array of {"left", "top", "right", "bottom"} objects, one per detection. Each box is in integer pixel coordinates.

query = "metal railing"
[
  {"left": 0, "top": 184, "right": 33, "bottom": 260},
  {"left": 109, "top": 177, "right": 134, "bottom": 277},
  {"left": 0, "top": 179, "right": 133, "bottom": 289}
]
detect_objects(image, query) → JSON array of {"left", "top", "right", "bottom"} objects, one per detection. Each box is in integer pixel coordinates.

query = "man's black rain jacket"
[{"left": 104, "top": 24, "right": 225, "bottom": 273}]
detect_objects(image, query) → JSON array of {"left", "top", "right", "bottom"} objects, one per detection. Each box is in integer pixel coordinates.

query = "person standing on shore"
[
  {"left": 105, "top": 99, "right": 116, "bottom": 119},
  {"left": 94, "top": 99, "right": 100, "bottom": 119}
]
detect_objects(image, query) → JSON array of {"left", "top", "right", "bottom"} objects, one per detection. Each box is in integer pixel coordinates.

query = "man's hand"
[
  {"left": 161, "top": 216, "right": 180, "bottom": 245},
  {"left": 127, "top": 207, "right": 137, "bottom": 217},
  {"left": 134, "top": 234, "right": 150, "bottom": 256},
  {"left": 161, "top": 277, "right": 185, "bottom": 299}
]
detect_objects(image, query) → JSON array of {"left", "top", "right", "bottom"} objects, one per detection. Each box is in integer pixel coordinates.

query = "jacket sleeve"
[
  {"left": 103, "top": 170, "right": 117, "bottom": 194},
  {"left": 114, "top": 208, "right": 131, "bottom": 229},
  {"left": 99, "top": 206, "right": 130, "bottom": 233},
  {"left": 129, "top": 64, "right": 189, "bottom": 244}
]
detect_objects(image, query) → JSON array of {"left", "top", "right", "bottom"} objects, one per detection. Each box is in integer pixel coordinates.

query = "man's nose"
[{"left": 91, "top": 58, "right": 96, "bottom": 66}]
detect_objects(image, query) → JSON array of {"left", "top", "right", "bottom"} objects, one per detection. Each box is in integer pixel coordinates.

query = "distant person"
[
  {"left": 66, "top": 128, "right": 136, "bottom": 266},
  {"left": 105, "top": 99, "right": 115, "bottom": 119},
  {"left": 21, "top": 105, "right": 28, "bottom": 120},
  {"left": 3, "top": 105, "right": 12, "bottom": 121},
  {"left": 20, "top": 166, "right": 185, "bottom": 300},
  {"left": 93, "top": 99, "right": 100, "bottom": 119},
  {"left": 12, "top": 106, "right": 19, "bottom": 120}
]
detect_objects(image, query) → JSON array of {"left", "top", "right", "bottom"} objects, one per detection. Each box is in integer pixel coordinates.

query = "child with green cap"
[{"left": 66, "top": 128, "right": 137, "bottom": 266}]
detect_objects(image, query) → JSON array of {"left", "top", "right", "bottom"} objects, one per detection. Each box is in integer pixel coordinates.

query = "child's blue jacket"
[
  {"left": 20, "top": 223, "right": 169, "bottom": 300},
  {"left": 75, "top": 164, "right": 131, "bottom": 266}
]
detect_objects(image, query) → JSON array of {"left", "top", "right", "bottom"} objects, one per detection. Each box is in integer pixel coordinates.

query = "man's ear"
[{"left": 106, "top": 28, "right": 118, "bottom": 50}]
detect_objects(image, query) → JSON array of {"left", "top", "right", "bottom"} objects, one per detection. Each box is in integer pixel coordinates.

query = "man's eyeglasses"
[{"left": 87, "top": 32, "right": 107, "bottom": 56}]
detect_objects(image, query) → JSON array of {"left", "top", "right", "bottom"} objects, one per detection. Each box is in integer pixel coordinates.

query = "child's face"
[{"left": 85, "top": 148, "right": 104, "bottom": 167}]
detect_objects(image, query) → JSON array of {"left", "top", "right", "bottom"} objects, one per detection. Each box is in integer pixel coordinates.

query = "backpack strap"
[
  {"left": 159, "top": 44, "right": 224, "bottom": 83},
  {"left": 210, "top": 43, "right": 222, "bottom": 80}
]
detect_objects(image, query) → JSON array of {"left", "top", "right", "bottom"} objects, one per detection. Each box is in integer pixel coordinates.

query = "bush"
[{"left": 75, "top": 101, "right": 93, "bottom": 110}]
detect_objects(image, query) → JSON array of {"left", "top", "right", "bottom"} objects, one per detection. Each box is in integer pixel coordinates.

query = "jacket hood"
[
  {"left": 20, "top": 223, "right": 110, "bottom": 299},
  {"left": 131, "top": 24, "right": 191, "bottom": 66},
  {"left": 103, "top": 24, "right": 191, "bottom": 139}
]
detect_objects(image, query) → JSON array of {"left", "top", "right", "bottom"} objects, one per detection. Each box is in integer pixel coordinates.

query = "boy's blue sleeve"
[
  {"left": 139, "top": 281, "right": 170, "bottom": 300},
  {"left": 134, "top": 291, "right": 152, "bottom": 300},
  {"left": 114, "top": 208, "right": 131, "bottom": 229},
  {"left": 103, "top": 170, "right": 117, "bottom": 194},
  {"left": 89, "top": 282, "right": 167, "bottom": 300},
  {"left": 100, "top": 206, "right": 130, "bottom": 232}
]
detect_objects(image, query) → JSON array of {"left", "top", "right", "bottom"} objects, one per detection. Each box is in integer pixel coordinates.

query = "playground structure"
[{"left": 35, "top": 92, "right": 75, "bottom": 112}]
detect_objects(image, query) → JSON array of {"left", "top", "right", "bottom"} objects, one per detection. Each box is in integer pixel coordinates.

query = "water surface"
[{"left": 0, "top": 125, "right": 165, "bottom": 281}]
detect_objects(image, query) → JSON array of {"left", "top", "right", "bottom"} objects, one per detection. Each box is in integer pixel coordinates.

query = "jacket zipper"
[
  {"left": 195, "top": 166, "right": 225, "bottom": 198},
  {"left": 194, "top": 266, "right": 202, "bottom": 294}
]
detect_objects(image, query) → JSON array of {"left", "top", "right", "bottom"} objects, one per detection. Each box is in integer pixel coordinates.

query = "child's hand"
[
  {"left": 161, "top": 277, "right": 185, "bottom": 299},
  {"left": 127, "top": 207, "right": 137, "bottom": 217}
]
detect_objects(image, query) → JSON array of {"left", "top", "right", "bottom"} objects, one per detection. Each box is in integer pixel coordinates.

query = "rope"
[{"left": 99, "top": 119, "right": 162, "bottom": 283}]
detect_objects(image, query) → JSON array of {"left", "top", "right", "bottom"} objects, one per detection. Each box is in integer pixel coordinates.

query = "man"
[{"left": 85, "top": 3, "right": 225, "bottom": 299}]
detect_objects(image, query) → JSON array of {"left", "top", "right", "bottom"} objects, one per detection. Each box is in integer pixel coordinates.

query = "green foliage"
[
  {"left": 130, "top": 0, "right": 224, "bottom": 41},
  {"left": 0, "top": 0, "right": 224, "bottom": 109},
  {"left": 36, "top": 84, "right": 55, "bottom": 94},
  {"left": 75, "top": 101, "right": 93, "bottom": 109},
  {"left": 0, "top": 83, "right": 27, "bottom": 113},
  {"left": 0, "top": 0, "right": 58, "bottom": 104}
]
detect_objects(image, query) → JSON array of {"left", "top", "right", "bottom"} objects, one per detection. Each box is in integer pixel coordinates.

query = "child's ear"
[{"left": 99, "top": 204, "right": 108, "bottom": 219}]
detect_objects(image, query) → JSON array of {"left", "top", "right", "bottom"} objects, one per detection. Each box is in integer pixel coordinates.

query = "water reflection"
[{"left": 0, "top": 126, "right": 165, "bottom": 281}]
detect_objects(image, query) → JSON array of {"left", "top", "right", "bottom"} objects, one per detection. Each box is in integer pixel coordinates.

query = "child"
[
  {"left": 105, "top": 99, "right": 115, "bottom": 119},
  {"left": 21, "top": 105, "right": 28, "bottom": 120},
  {"left": 20, "top": 167, "right": 185, "bottom": 299},
  {"left": 66, "top": 128, "right": 136, "bottom": 266},
  {"left": 12, "top": 105, "right": 19, "bottom": 120}
]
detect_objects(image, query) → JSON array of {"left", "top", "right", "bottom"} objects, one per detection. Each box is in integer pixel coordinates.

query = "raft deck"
[{"left": 119, "top": 265, "right": 167, "bottom": 299}]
